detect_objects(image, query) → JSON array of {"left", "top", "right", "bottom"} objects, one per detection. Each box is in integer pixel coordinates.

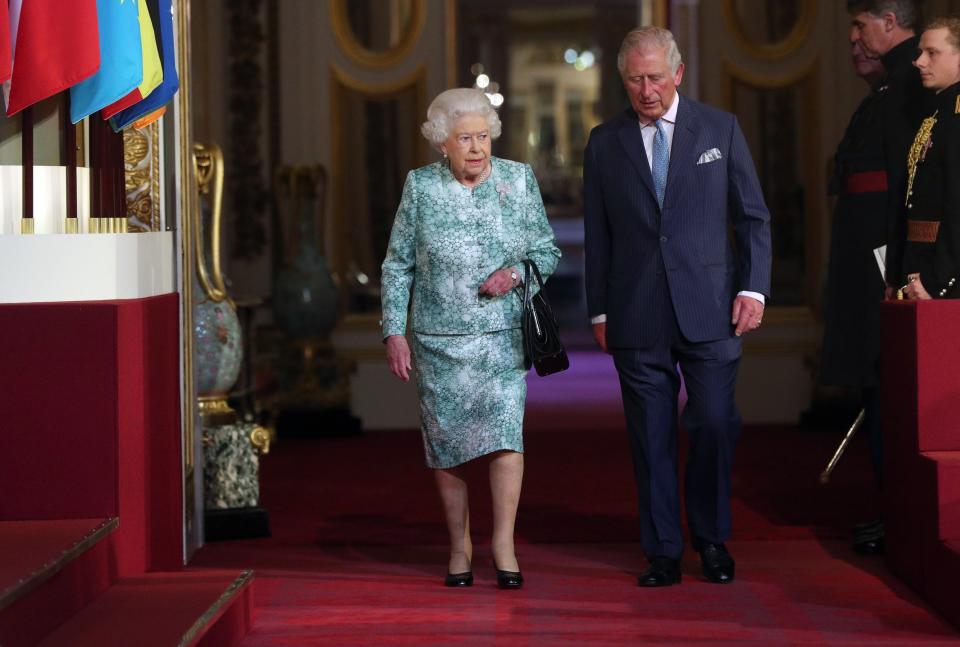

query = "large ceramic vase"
[
  {"left": 194, "top": 286, "right": 243, "bottom": 414},
  {"left": 193, "top": 144, "right": 244, "bottom": 421},
  {"left": 272, "top": 166, "right": 339, "bottom": 341}
]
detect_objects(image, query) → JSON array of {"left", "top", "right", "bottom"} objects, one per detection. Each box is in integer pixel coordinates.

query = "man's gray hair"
[
  {"left": 846, "top": 0, "right": 922, "bottom": 30},
  {"left": 421, "top": 88, "right": 502, "bottom": 150},
  {"left": 617, "top": 26, "right": 683, "bottom": 75}
]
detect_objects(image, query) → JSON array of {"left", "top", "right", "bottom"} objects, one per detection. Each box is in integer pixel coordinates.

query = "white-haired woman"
[{"left": 381, "top": 88, "right": 560, "bottom": 589}]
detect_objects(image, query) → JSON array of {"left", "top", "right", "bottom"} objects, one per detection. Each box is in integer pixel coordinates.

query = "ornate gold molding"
[
  {"left": 721, "top": 0, "right": 816, "bottom": 61},
  {"left": 721, "top": 56, "right": 819, "bottom": 101},
  {"left": 329, "top": 0, "right": 426, "bottom": 69},
  {"left": 249, "top": 425, "right": 271, "bottom": 455},
  {"left": 124, "top": 123, "right": 162, "bottom": 232},
  {"left": 198, "top": 395, "right": 238, "bottom": 425},
  {"left": 192, "top": 143, "right": 229, "bottom": 303}
]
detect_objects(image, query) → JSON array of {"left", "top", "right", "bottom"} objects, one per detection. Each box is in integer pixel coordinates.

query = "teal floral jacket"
[{"left": 381, "top": 157, "right": 561, "bottom": 337}]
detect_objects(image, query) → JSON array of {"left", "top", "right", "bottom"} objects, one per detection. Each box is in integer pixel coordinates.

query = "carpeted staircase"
[
  {"left": 881, "top": 300, "right": 960, "bottom": 627},
  {"left": 0, "top": 297, "right": 253, "bottom": 646}
]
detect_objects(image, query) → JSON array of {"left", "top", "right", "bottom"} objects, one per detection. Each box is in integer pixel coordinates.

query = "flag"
[
  {"left": 111, "top": 0, "right": 178, "bottom": 130},
  {"left": 102, "top": 0, "right": 160, "bottom": 120},
  {"left": 0, "top": 0, "right": 12, "bottom": 84},
  {"left": 3, "top": 0, "right": 100, "bottom": 116},
  {"left": 70, "top": 0, "right": 142, "bottom": 124},
  {"left": 131, "top": 105, "right": 165, "bottom": 129}
]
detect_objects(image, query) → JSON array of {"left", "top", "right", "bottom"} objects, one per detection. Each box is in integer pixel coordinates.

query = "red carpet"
[{"left": 192, "top": 351, "right": 960, "bottom": 644}]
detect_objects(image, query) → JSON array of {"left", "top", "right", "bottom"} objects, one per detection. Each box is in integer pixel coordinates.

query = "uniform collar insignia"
[{"left": 956, "top": 94, "right": 960, "bottom": 114}]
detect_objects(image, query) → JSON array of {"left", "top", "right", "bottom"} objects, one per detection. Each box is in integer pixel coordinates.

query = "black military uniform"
[
  {"left": 823, "top": 36, "right": 926, "bottom": 387},
  {"left": 821, "top": 84, "right": 887, "bottom": 388},
  {"left": 884, "top": 36, "right": 933, "bottom": 285},
  {"left": 899, "top": 80, "right": 960, "bottom": 298},
  {"left": 820, "top": 36, "right": 926, "bottom": 555}
]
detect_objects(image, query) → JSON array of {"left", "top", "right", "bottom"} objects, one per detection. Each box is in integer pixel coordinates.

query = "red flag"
[
  {"left": 4, "top": 0, "right": 100, "bottom": 116},
  {"left": 0, "top": 1, "right": 11, "bottom": 83}
]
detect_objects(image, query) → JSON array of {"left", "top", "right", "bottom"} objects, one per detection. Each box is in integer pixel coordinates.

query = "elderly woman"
[{"left": 381, "top": 88, "right": 560, "bottom": 589}]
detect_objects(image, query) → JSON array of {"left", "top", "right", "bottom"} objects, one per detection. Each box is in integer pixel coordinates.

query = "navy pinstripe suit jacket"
[{"left": 584, "top": 97, "right": 772, "bottom": 348}]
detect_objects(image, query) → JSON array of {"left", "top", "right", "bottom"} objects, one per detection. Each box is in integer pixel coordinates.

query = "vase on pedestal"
[
  {"left": 271, "top": 166, "right": 360, "bottom": 436},
  {"left": 193, "top": 143, "right": 270, "bottom": 540}
]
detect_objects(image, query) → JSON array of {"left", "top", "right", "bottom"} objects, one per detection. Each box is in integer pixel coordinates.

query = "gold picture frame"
[
  {"left": 721, "top": 0, "right": 816, "bottom": 61},
  {"left": 329, "top": 0, "right": 426, "bottom": 69}
]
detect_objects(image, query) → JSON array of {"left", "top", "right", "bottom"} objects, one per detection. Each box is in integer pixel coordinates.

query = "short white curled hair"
[
  {"left": 617, "top": 26, "right": 683, "bottom": 76},
  {"left": 421, "top": 88, "right": 502, "bottom": 151}
]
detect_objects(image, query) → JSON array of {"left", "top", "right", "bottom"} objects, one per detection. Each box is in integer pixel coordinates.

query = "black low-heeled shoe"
[
  {"left": 697, "top": 543, "right": 735, "bottom": 584},
  {"left": 495, "top": 568, "right": 524, "bottom": 589},
  {"left": 444, "top": 570, "right": 474, "bottom": 587}
]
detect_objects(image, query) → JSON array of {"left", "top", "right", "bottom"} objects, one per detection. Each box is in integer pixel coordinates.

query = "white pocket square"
[{"left": 697, "top": 148, "right": 722, "bottom": 165}]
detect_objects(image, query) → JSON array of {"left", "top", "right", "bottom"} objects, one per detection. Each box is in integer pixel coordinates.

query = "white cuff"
[
  {"left": 590, "top": 314, "right": 607, "bottom": 324},
  {"left": 737, "top": 291, "right": 765, "bottom": 305}
]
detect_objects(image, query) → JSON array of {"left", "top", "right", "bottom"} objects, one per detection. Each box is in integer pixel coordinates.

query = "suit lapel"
[
  {"left": 665, "top": 96, "right": 700, "bottom": 208},
  {"left": 616, "top": 111, "right": 657, "bottom": 204}
]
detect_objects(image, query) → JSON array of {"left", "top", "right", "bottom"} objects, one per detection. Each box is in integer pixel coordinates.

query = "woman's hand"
[
  {"left": 478, "top": 268, "right": 519, "bottom": 298},
  {"left": 385, "top": 335, "right": 412, "bottom": 381}
]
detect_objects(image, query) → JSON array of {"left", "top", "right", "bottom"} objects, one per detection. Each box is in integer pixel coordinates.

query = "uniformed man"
[
  {"left": 841, "top": 0, "right": 927, "bottom": 555},
  {"left": 819, "top": 42, "right": 887, "bottom": 554},
  {"left": 898, "top": 17, "right": 960, "bottom": 300},
  {"left": 847, "top": 0, "right": 928, "bottom": 292}
]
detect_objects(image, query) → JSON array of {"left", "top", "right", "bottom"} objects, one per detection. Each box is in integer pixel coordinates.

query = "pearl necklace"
[{"left": 451, "top": 160, "right": 491, "bottom": 189}]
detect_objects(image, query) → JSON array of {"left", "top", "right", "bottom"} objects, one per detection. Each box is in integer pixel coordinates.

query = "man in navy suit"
[{"left": 584, "top": 26, "right": 772, "bottom": 587}]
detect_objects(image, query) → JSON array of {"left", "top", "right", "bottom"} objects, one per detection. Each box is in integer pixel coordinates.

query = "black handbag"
[{"left": 516, "top": 259, "right": 569, "bottom": 376}]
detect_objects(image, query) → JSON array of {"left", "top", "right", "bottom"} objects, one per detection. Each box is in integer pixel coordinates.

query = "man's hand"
[
  {"left": 592, "top": 322, "right": 608, "bottom": 353},
  {"left": 901, "top": 274, "right": 933, "bottom": 300},
  {"left": 385, "top": 335, "right": 412, "bottom": 381},
  {"left": 731, "top": 295, "right": 764, "bottom": 336}
]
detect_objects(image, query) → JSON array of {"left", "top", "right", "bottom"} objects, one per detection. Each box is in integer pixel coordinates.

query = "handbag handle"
[
  {"left": 517, "top": 259, "right": 551, "bottom": 336},
  {"left": 514, "top": 259, "right": 546, "bottom": 309}
]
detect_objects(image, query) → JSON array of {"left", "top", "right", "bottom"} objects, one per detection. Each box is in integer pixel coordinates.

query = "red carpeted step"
[
  {"left": 922, "top": 451, "right": 960, "bottom": 541},
  {"left": 923, "top": 541, "right": 960, "bottom": 629},
  {"left": 0, "top": 518, "right": 117, "bottom": 647},
  {"left": 36, "top": 570, "right": 253, "bottom": 647}
]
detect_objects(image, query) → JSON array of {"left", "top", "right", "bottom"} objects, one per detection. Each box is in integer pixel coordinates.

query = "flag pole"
[
  {"left": 63, "top": 95, "right": 79, "bottom": 233},
  {"left": 21, "top": 107, "right": 34, "bottom": 234}
]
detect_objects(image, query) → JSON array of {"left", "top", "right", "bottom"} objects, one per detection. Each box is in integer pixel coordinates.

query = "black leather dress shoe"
[
  {"left": 853, "top": 521, "right": 885, "bottom": 555},
  {"left": 698, "top": 543, "right": 735, "bottom": 584},
  {"left": 637, "top": 556, "right": 681, "bottom": 587},
  {"left": 495, "top": 568, "right": 524, "bottom": 589},
  {"left": 444, "top": 571, "right": 474, "bottom": 587}
]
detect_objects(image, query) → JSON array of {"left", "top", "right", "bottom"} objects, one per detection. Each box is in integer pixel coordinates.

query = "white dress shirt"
[{"left": 590, "top": 94, "right": 764, "bottom": 325}]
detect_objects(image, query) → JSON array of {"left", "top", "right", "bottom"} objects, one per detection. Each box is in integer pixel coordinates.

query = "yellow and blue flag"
[
  {"left": 112, "top": 0, "right": 178, "bottom": 130},
  {"left": 102, "top": 0, "right": 160, "bottom": 119}
]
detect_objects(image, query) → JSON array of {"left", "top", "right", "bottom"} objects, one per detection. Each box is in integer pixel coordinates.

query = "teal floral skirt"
[{"left": 413, "top": 328, "right": 526, "bottom": 469}]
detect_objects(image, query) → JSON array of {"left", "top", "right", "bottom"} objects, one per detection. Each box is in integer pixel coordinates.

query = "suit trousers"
[{"left": 611, "top": 282, "right": 742, "bottom": 560}]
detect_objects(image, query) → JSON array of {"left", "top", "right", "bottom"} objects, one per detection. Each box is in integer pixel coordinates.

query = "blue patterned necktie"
[{"left": 652, "top": 119, "right": 669, "bottom": 208}]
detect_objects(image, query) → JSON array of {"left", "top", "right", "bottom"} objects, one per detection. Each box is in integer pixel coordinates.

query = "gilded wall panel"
[{"left": 124, "top": 124, "right": 163, "bottom": 232}]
